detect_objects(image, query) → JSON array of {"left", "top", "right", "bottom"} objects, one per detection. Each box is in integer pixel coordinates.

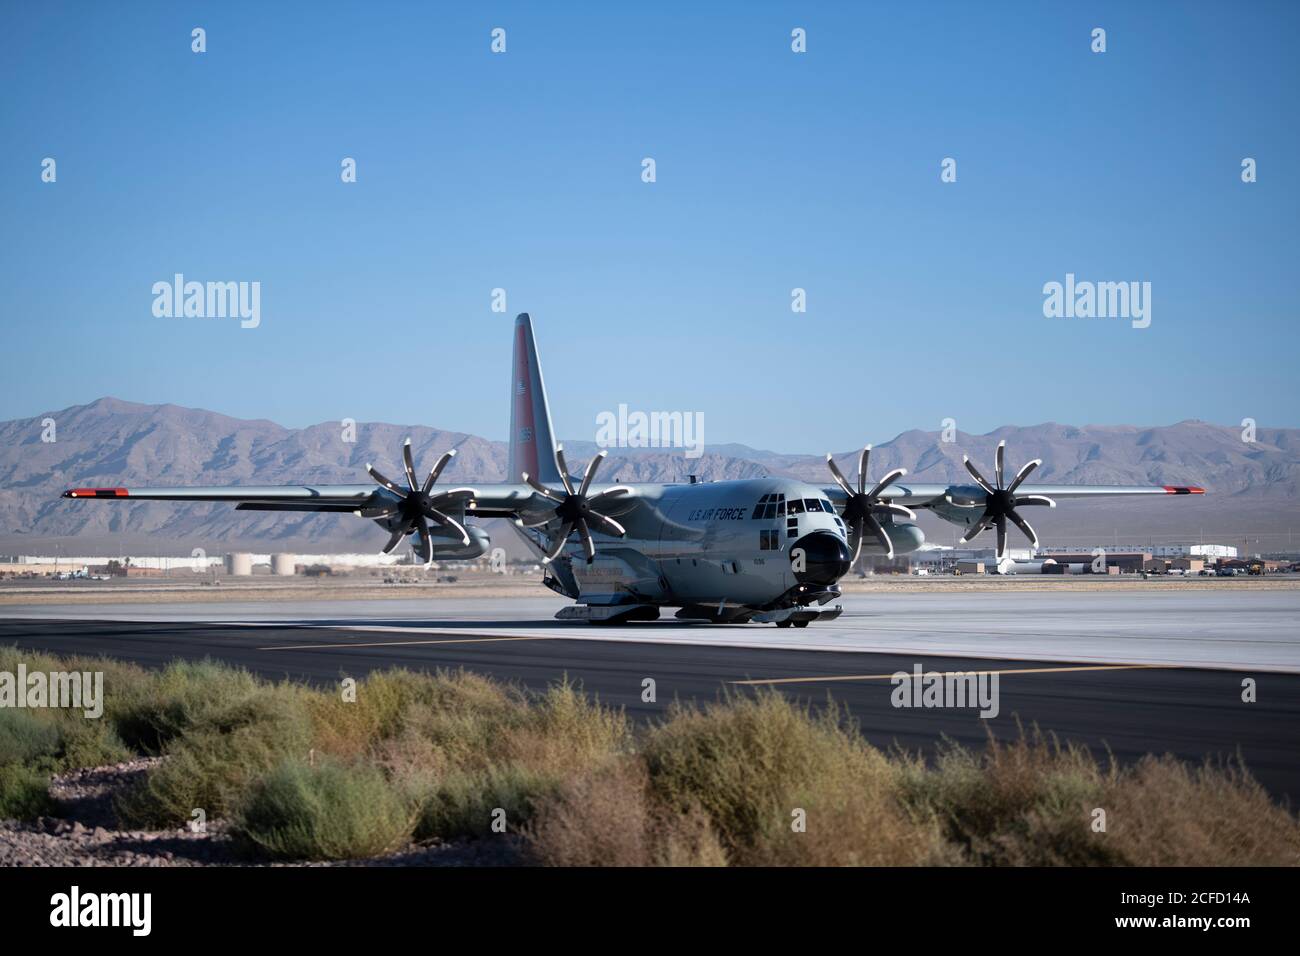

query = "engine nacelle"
[
  {"left": 430, "top": 524, "right": 490, "bottom": 560},
  {"left": 372, "top": 517, "right": 490, "bottom": 560},
  {"left": 927, "top": 485, "right": 988, "bottom": 531},
  {"left": 858, "top": 521, "right": 925, "bottom": 555}
]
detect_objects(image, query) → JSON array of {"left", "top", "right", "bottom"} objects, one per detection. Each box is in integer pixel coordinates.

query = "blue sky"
[{"left": 2, "top": 1, "right": 1296, "bottom": 454}]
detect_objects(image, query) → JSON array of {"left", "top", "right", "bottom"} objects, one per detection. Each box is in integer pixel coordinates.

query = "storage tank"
[
  {"left": 224, "top": 552, "right": 253, "bottom": 576},
  {"left": 270, "top": 553, "right": 297, "bottom": 576},
  {"left": 1004, "top": 559, "right": 1059, "bottom": 575}
]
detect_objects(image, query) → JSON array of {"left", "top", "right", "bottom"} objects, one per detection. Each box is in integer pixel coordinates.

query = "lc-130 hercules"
[{"left": 63, "top": 314, "right": 1204, "bottom": 626}]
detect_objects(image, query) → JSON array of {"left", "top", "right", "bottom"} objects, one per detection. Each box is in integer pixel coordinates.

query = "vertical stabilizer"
[{"left": 508, "top": 313, "right": 563, "bottom": 484}]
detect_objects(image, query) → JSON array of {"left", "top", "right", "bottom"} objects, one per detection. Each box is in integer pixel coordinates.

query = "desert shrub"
[
  {"left": 526, "top": 757, "right": 727, "bottom": 867},
  {"left": 1102, "top": 755, "right": 1300, "bottom": 866},
  {"left": 897, "top": 730, "right": 1118, "bottom": 866},
  {"left": 111, "top": 659, "right": 268, "bottom": 753},
  {"left": 306, "top": 668, "right": 515, "bottom": 760},
  {"left": 0, "top": 763, "right": 54, "bottom": 820},
  {"left": 0, "top": 709, "right": 61, "bottom": 766},
  {"left": 50, "top": 717, "right": 132, "bottom": 771},
  {"left": 417, "top": 762, "right": 557, "bottom": 839},
  {"left": 402, "top": 679, "right": 630, "bottom": 840},
  {"left": 234, "top": 758, "right": 413, "bottom": 860},
  {"left": 115, "top": 689, "right": 313, "bottom": 827},
  {"left": 642, "top": 691, "right": 945, "bottom": 865}
]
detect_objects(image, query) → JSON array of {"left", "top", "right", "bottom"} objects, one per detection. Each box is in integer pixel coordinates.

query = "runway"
[
  {"left": 3, "top": 588, "right": 1297, "bottom": 671},
  {"left": 1, "top": 586, "right": 1298, "bottom": 800}
]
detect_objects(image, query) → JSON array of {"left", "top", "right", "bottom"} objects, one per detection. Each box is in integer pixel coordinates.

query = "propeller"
[
  {"left": 362, "top": 439, "right": 477, "bottom": 566},
  {"left": 958, "top": 440, "right": 1056, "bottom": 559},
  {"left": 523, "top": 446, "right": 631, "bottom": 564},
  {"left": 825, "top": 444, "right": 916, "bottom": 562}
]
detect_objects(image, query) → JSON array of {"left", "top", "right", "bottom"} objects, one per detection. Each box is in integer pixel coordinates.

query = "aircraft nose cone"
[{"left": 791, "top": 532, "right": 852, "bottom": 586}]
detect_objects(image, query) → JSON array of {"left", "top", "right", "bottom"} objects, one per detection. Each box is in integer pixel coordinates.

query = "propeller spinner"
[
  {"left": 957, "top": 440, "right": 1056, "bottom": 559},
  {"left": 362, "top": 439, "right": 477, "bottom": 566},
  {"left": 825, "top": 444, "right": 916, "bottom": 562},
  {"left": 523, "top": 446, "right": 631, "bottom": 564}
]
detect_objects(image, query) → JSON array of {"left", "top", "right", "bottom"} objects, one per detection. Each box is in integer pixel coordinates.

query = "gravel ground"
[{"left": 0, "top": 760, "right": 522, "bottom": 867}]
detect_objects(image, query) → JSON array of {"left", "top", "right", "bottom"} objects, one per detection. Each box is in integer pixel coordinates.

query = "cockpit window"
[
  {"left": 803, "top": 498, "right": 824, "bottom": 513},
  {"left": 751, "top": 493, "right": 786, "bottom": 520},
  {"left": 787, "top": 499, "right": 805, "bottom": 515},
  {"left": 821, "top": 499, "right": 837, "bottom": 514}
]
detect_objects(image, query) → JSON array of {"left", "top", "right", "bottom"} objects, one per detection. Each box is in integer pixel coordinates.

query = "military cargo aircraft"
[{"left": 63, "top": 314, "right": 1204, "bottom": 626}]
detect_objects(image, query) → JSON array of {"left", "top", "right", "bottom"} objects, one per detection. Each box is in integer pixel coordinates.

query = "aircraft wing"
[
  {"left": 823, "top": 482, "right": 1205, "bottom": 508},
  {"left": 61, "top": 481, "right": 606, "bottom": 522},
  {"left": 63, "top": 484, "right": 385, "bottom": 513},
  {"left": 984, "top": 484, "right": 1205, "bottom": 500}
]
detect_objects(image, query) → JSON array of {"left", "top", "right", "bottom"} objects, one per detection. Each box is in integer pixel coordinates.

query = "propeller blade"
[
  {"left": 879, "top": 503, "right": 916, "bottom": 520},
  {"left": 1006, "top": 458, "right": 1042, "bottom": 494},
  {"left": 522, "top": 472, "right": 565, "bottom": 503},
  {"left": 366, "top": 464, "right": 407, "bottom": 497},
  {"left": 357, "top": 506, "right": 401, "bottom": 519},
  {"left": 542, "top": 523, "right": 573, "bottom": 564},
  {"left": 554, "top": 446, "right": 576, "bottom": 496},
  {"left": 866, "top": 467, "right": 907, "bottom": 501},
  {"left": 857, "top": 445, "right": 871, "bottom": 496},
  {"left": 863, "top": 512, "right": 894, "bottom": 560},
  {"left": 849, "top": 518, "right": 865, "bottom": 566},
  {"left": 1015, "top": 494, "right": 1056, "bottom": 508},
  {"left": 995, "top": 515, "right": 1008, "bottom": 560},
  {"left": 577, "top": 519, "right": 596, "bottom": 563},
  {"left": 380, "top": 524, "right": 409, "bottom": 554},
  {"left": 415, "top": 515, "right": 433, "bottom": 566},
  {"left": 423, "top": 506, "right": 471, "bottom": 546},
  {"left": 1007, "top": 509, "right": 1039, "bottom": 549},
  {"left": 578, "top": 450, "right": 606, "bottom": 498},
  {"left": 825, "top": 455, "right": 855, "bottom": 497},
  {"left": 962, "top": 456, "right": 996, "bottom": 496},
  {"left": 585, "top": 511, "right": 627, "bottom": 538},
  {"left": 421, "top": 449, "right": 456, "bottom": 494},
  {"left": 590, "top": 486, "right": 633, "bottom": 503},
  {"left": 402, "top": 438, "right": 419, "bottom": 492},
  {"left": 994, "top": 441, "right": 1006, "bottom": 489},
  {"left": 960, "top": 513, "right": 993, "bottom": 543},
  {"left": 429, "top": 487, "right": 477, "bottom": 505}
]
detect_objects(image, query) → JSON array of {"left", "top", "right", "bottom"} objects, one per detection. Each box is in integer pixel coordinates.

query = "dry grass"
[
  {"left": 1, "top": 645, "right": 1297, "bottom": 866},
  {"left": 1104, "top": 755, "right": 1300, "bottom": 866},
  {"left": 640, "top": 692, "right": 948, "bottom": 866},
  {"left": 397, "top": 679, "right": 633, "bottom": 839},
  {"left": 234, "top": 758, "right": 415, "bottom": 861},
  {"left": 525, "top": 758, "right": 727, "bottom": 866}
]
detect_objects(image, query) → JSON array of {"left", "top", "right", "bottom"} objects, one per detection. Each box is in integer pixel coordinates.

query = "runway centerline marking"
[
  {"left": 731, "top": 663, "right": 1176, "bottom": 686},
  {"left": 258, "top": 635, "right": 564, "bottom": 651}
]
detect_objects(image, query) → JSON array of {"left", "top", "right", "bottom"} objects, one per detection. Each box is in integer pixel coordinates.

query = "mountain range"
[{"left": 2, "top": 398, "right": 1298, "bottom": 556}]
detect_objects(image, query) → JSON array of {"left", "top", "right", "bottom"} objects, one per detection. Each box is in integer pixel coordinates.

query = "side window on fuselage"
[{"left": 752, "top": 493, "right": 786, "bottom": 520}]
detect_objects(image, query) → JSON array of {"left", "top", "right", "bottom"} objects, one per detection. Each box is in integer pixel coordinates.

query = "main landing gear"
[{"left": 756, "top": 605, "right": 842, "bottom": 628}]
